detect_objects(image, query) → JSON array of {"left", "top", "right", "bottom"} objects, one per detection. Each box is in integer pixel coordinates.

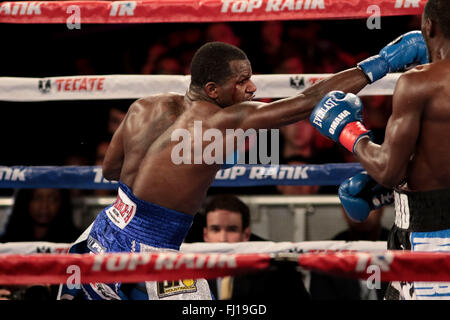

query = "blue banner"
[{"left": 0, "top": 164, "right": 364, "bottom": 189}]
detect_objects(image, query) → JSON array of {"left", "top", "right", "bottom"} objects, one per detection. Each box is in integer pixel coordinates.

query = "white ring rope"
[{"left": 0, "top": 73, "right": 400, "bottom": 102}]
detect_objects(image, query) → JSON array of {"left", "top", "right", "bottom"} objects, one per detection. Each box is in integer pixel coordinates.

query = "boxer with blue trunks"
[
  {"left": 310, "top": 0, "right": 450, "bottom": 300},
  {"left": 58, "top": 35, "right": 424, "bottom": 300},
  {"left": 58, "top": 182, "right": 212, "bottom": 300}
]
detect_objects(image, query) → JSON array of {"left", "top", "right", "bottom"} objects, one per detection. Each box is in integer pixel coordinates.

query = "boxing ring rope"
[
  {"left": 0, "top": 240, "right": 388, "bottom": 255},
  {"left": 0, "top": 74, "right": 400, "bottom": 102},
  {"left": 2, "top": 250, "right": 450, "bottom": 285},
  {"left": 0, "top": 0, "right": 424, "bottom": 24},
  {"left": 0, "top": 164, "right": 365, "bottom": 189}
]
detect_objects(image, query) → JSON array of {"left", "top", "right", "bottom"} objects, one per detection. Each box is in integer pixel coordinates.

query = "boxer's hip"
[{"left": 91, "top": 181, "right": 194, "bottom": 253}]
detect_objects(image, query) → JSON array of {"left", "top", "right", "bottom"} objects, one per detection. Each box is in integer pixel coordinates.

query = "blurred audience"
[
  {"left": 141, "top": 43, "right": 169, "bottom": 74},
  {"left": 153, "top": 54, "right": 183, "bottom": 75},
  {"left": 205, "top": 23, "right": 241, "bottom": 47},
  {"left": 280, "top": 120, "right": 316, "bottom": 161},
  {"left": 279, "top": 120, "right": 345, "bottom": 165},
  {"left": 274, "top": 55, "right": 305, "bottom": 74}
]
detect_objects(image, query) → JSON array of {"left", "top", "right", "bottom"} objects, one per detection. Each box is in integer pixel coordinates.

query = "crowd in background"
[{"left": 0, "top": 16, "right": 422, "bottom": 300}]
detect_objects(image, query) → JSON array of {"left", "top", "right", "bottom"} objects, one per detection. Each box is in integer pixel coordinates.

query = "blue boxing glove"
[
  {"left": 310, "top": 91, "right": 371, "bottom": 153},
  {"left": 339, "top": 172, "right": 394, "bottom": 222},
  {"left": 358, "top": 30, "right": 428, "bottom": 83}
]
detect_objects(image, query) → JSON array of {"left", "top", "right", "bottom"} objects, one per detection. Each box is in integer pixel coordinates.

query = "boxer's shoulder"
[
  {"left": 393, "top": 65, "right": 433, "bottom": 101},
  {"left": 133, "top": 93, "right": 184, "bottom": 108},
  {"left": 127, "top": 93, "right": 186, "bottom": 120},
  {"left": 399, "top": 61, "right": 448, "bottom": 83}
]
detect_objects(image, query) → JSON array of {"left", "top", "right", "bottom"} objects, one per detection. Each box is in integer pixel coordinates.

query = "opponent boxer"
[
  {"left": 58, "top": 33, "right": 426, "bottom": 300},
  {"left": 310, "top": 0, "right": 450, "bottom": 300}
]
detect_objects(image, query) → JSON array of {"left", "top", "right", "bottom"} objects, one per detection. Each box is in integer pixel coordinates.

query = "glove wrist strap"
[
  {"left": 339, "top": 121, "right": 370, "bottom": 153},
  {"left": 357, "top": 55, "right": 389, "bottom": 83}
]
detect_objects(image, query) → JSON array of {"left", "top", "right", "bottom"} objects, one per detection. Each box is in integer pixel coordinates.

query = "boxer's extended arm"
[
  {"left": 102, "top": 118, "right": 125, "bottom": 181},
  {"left": 354, "top": 71, "right": 425, "bottom": 187},
  {"left": 214, "top": 68, "right": 368, "bottom": 130}
]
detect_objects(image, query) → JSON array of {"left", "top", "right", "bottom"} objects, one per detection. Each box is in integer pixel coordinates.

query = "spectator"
[
  {"left": 309, "top": 208, "right": 390, "bottom": 300},
  {"left": 203, "top": 194, "right": 252, "bottom": 243},
  {"left": 0, "top": 188, "right": 80, "bottom": 243},
  {"left": 202, "top": 194, "right": 310, "bottom": 300},
  {"left": 0, "top": 188, "right": 80, "bottom": 300},
  {"left": 280, "top": 120, "right": 317, "bottom": 161}
]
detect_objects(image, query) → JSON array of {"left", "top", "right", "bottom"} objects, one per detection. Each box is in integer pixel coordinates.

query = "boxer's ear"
[
  {"left": 424, "top": 17, "right": 435, "bottom": 39},
  {"left": 205, "top": 82, "right": 219, "bottom": 99}
]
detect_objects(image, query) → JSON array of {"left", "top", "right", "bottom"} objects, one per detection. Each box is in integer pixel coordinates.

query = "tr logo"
[
  {"left": 290, "top": 76, "right": 305, "bottom": 89},
  {"left": 38, "top": 79, "right": 51, "bottom": 93}
]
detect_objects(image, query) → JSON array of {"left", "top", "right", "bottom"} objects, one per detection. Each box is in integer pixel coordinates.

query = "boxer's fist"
[
  {"left": 309, "top": 91, "right": 371, "bottom": 153},
  {"left": 358, "top": 31, "right": 428, "bottom": 83},
  {"left": 339, "top": 172, "right": 394, "bottom": 222}
]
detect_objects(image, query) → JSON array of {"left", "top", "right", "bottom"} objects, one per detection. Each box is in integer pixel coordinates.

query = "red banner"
[
  {"left": 1, "top": 250, "right": 450, "bottom": 286},
  {"left": 0, "top": 252, "right": 271, "bottom": 285},
  {"left": 297, "top": 251, "right": 450, "bottom": 282},
  {"left": 0, "top": 0, "right": 425, "bottom": 24}
]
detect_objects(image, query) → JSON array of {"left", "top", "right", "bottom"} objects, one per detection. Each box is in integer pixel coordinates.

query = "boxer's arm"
[
  {"left": 102, "top": 119, "right": 125, "bottom": 181},
  {"left": 212, "top": 31, "right": 426, "bottom": 131},
  {"left": 354, "top": 71, "right": 425, "bottom": 187},
  {"left": 215, "top": 68, "right": 368, "bottom": 130}
]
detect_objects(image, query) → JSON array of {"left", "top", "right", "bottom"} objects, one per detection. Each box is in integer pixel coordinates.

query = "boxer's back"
[
  {"left": 407, "top": 60, "right": 450, "bottom": 190},
  {"left": 117, "top": 93, "right": 224, "bottom": 215}
]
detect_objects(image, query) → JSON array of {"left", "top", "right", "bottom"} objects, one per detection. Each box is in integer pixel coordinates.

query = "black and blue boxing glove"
[
  {"left": 310, "top": 91, "right": 371, "bottom": 153},
  {"left": 339, "top": 172, "right": 394, "bottom": 222},
  {"left": 358, "top": 30, "right": 428, "bottom": 83}
]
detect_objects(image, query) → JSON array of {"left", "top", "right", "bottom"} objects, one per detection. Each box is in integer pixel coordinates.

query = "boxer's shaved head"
[{"left": 190, "top": 42, "right": 248, "bottom": 88}]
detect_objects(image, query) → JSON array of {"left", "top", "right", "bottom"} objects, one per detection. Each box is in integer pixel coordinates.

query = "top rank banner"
[
  {"left": 0, "top": 0, "right": 425, "bottom": 24},
  {"left": 0, "top": 164, "right": 364, "bottom": 189}
]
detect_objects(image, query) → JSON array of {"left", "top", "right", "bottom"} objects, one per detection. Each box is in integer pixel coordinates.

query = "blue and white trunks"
[
  {"left": 57, "top": 182, "right": 213, "bottom": 300},
  {"left": 385, "top": 187, "right": 450, "bottom": 300}
]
